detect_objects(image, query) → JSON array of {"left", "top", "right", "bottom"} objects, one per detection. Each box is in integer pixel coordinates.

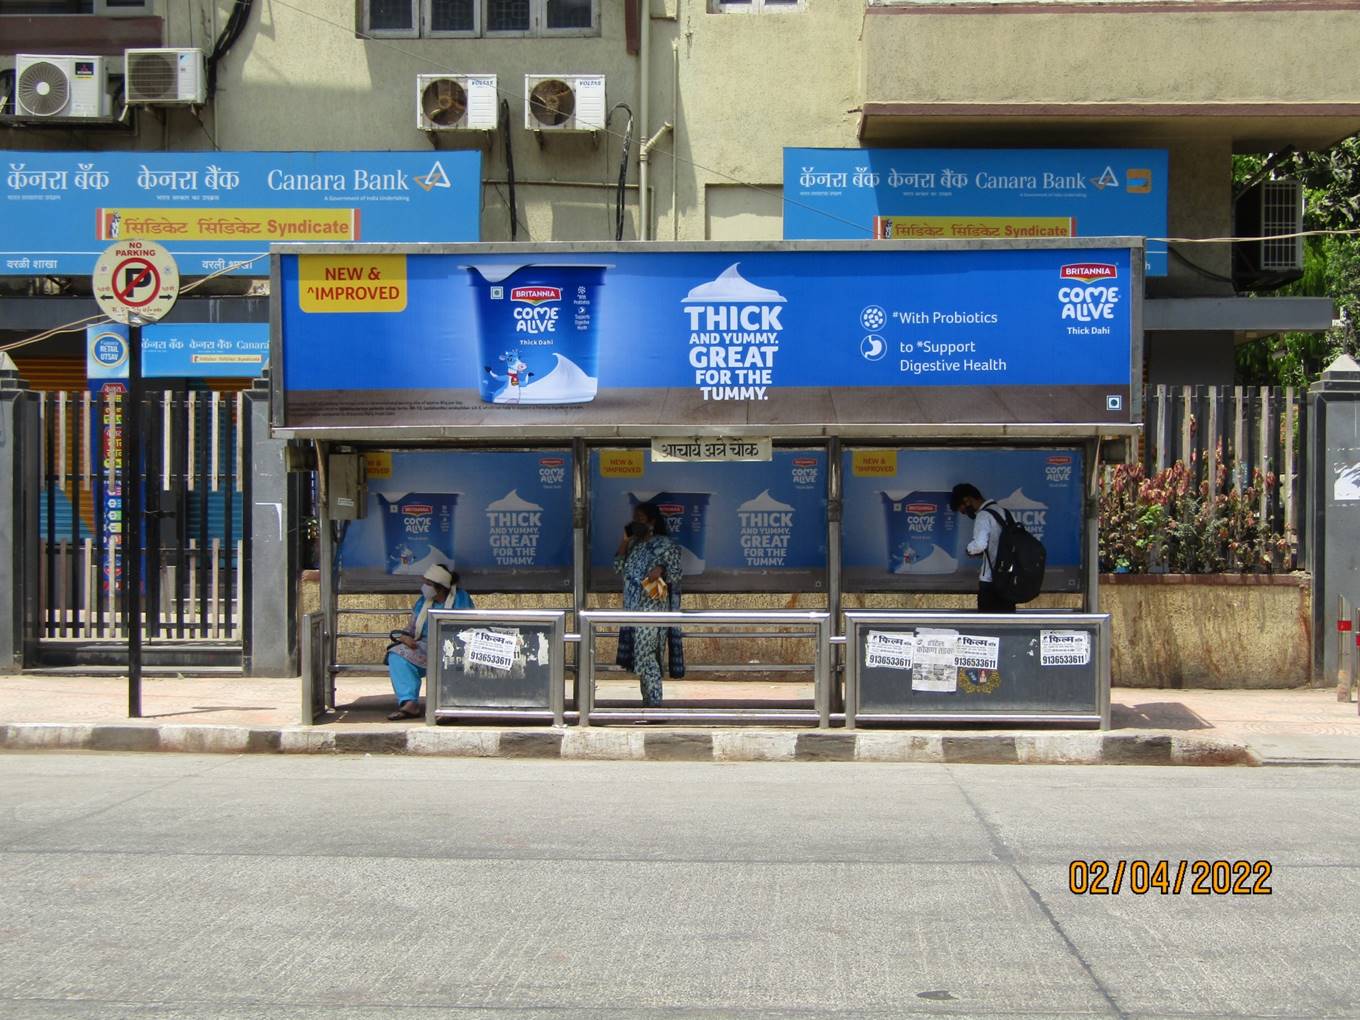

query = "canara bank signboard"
[
  {"left": 274, "top": 242, "right": 1139, "bottom": 434},
  {"left": 783, "top": 149, "right": 1168, "bottom": 276},
  {"left": 1, "top": 151, "right": 481, "bottom": 276}
]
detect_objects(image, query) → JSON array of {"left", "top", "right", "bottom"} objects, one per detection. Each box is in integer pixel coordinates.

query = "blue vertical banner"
[
  {"left": 337, "top": 450, "right": 573, "bottom": 592},
  {"left": 589, "top": 448, "right": 828, "bottom": 592},
  {"left": 840, "top": 447, "right": 1086, "bottom": 593},
  {"left": 783, "top": 148, "right": 1168, "bottom": 275}
]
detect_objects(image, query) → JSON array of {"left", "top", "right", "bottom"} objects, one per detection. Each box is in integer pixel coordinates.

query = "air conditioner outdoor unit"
[
  {"left": 15, "top": 54, "right": 109, "bottom": 119},
  {"left": 524, "top": 74, "right": 605, "bottom": 132},
  {"left": 125, "top": 48, "right": 206, "bottom": 105},
  {"left": 416, "top": 74, "right": 497, "bottom": 131},
  {"left": 1233, "top": 179, "right": 1305, "bottom": 291}
]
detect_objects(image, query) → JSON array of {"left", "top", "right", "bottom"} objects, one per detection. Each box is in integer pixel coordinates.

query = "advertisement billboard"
[
  {"left": 841, "top": 447, "right": 1086, "bottom": 593},
  {"left": 783, "top": 148, "right": 1168, "bottom": 276},
  {"left": 337, "top": 450, "right": 573, "bottom": 592},
  {"left": 589, "top": 448, "right": 828, "bottom": 592},
  {"left": 3, "top": 151, "right": 481, "bottom": 276},
  {"left": 276, "top": 243, "right": 1137, "bottom": 434}
]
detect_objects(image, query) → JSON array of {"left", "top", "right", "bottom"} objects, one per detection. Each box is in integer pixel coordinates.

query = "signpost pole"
[{"left": 126, "top": 318, "right": 143, "bottom": 717}]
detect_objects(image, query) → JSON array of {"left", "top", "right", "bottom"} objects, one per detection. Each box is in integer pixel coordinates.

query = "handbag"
[{"left": 642, "top": 575, "right": 669, "bottom": 601}]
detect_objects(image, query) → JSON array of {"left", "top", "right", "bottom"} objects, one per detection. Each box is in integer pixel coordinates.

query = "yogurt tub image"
[
  {"left": 880, "top": 490, "right": 960, "bottom": 575},
  {"left": 464, "top": 263, "right": 610, "bottom": 405},
  {"left": 628, "top": 491, "right": 711, "bottom": 576},
  {"left": 377, "top": 492, "right": 459, "bottom": 576}
]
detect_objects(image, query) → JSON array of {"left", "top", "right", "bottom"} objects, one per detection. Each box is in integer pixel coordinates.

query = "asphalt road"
[{"left": 1, "top": 754, "right": 1357, "bottom": 1019}]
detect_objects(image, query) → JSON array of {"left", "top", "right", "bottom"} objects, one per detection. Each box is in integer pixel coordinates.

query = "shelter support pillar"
[
  {"left": 1308, "top": 355, "right": 1360, "bottom": 689},
  {"left": 244, "top": 373, "right": 299, "bottom": 676},
  {"left": 0, "top": 355, "right": 38, "bottom": 671}
]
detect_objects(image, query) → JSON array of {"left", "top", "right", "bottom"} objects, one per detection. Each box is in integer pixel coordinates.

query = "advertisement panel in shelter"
[
  {"left": 337, "top": 450, "right": 573, "bottom": 591},
  {"left": 277, "top": 244, "right": 1136, "bottom": 431},
  {"left": 841, "top": 447, "right": 1086, "bottom": 592},
  {"left": 589, "top": 448, "right": 828, "bottom": 591}
]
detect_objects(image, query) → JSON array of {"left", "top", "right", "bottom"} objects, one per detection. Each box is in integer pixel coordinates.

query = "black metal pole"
[{"left": 126, "top": 320, "right": 143, "bottom": 718}]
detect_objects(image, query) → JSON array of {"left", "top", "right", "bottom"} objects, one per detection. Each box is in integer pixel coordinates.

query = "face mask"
[
  {"left": 420, "top": 583, "right": 436, "bottom": 599},
  {"left": 626, "top": 521, "right": 650, "bottom": 539}
]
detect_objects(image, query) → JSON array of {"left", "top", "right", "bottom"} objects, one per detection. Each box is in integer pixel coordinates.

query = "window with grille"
[{"left": 361, "top": 0, "right": 597, "bottom": 36}]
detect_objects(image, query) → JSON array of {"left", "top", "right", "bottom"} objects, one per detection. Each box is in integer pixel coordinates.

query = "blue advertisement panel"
[
  {"left": 841, "top": 447, "right": 1085, "bottom": 593},
  {"left": 338, "top": 450, "right": 573, "bottom": 592},
  {"left": 783, "top": 148, "right": 1168, "bottom": 276},
  {"left": 589, "top": 448, "right": 828, "bottom": 592},
  {"left": 3, "top": 151, "right": 481, "bottom": 276},
  {"left": 278, "top": 244, "right": 1136, "bottom": 431},
  {"left": 87, "top": 323, "right": 269, "bottom": 379}
]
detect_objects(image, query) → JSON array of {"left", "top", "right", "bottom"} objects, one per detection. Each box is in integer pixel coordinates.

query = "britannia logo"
[
  {"left": 539, "top": 457, "right": 564, "bottom": 467},
  {"left": 1060, "top": 263, "right": 1118, "bottom": 283},
  {"left": 793, "top": 457, "right": 818, "bottom": 468},
  {"left": 402, "top": 503, "right": 433, "bottom": 516},
  {"left": 906, "top": 502, "right": 937, "bottom": 514},
  {"left": 1047, "top": 455, "right": 1073, "bottom": 465},
  {"left": 511, "top": 286, "right": 561, "bottom": 305}
]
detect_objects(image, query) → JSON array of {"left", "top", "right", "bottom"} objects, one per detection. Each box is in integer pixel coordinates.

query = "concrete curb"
[{"left": 0, "top": 722, "right": 1266, "bottom": 766}]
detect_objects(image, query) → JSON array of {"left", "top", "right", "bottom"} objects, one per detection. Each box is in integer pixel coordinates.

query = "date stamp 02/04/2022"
[{"left": 1069, "top": 860, "right": 1273, "bottom": 896}]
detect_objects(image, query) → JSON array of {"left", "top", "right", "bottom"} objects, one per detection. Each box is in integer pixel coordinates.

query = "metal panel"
[
  {"left": 428, "top": 609, "right": 566, "bottom": 726},
  {"left": 844, "top": 611, "right": 1110, "bottom": 728}
]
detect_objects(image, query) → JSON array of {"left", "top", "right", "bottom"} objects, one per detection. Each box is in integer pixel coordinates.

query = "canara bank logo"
[
  {"left": 402, "top": 503, "right": 433, "bottom": 516},
  {"left": 413, "top": 160, "right": 452, "bottom": 191},
  {"left": 1061, "top": 263, "right": 1118, "bottom": 283},
  {"left": 511, "top": 286, "right": 561, "bottom": 305},
  {"left": 1091, "top": 166, "right": 1120, "bottom": 191}
]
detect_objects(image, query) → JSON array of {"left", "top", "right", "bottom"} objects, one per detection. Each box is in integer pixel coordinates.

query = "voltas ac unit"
[
  {"left": 125, "top": 48, "right": 207, "bottom": 105},
  {"left": 524, "top": 74, "right": 605, "bottom": 132},
  {"left": 416, "top": 74, "right": 497, "bottom": 131},
  {"left": 15, "top": 54, "right": 109, "bottom": 119}
]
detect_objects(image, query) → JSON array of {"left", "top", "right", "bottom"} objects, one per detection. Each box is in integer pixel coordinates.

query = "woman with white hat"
[{"left": 385, "top": 563, "right": 474, "bottom": 719}]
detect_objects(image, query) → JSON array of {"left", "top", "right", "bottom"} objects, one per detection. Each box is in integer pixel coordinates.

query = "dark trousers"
[{"left": 977, "top": 580, "right": 1017, "bottom": 613}]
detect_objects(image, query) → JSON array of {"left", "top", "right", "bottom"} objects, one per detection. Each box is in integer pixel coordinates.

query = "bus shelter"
[{"left": 272, "top": 239, "right": 1141, "bottom": 728}]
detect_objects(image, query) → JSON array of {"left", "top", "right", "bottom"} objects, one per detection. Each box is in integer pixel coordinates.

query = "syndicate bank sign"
[{"left": 0, "top": 151, "right": 480, "bottom": 277}]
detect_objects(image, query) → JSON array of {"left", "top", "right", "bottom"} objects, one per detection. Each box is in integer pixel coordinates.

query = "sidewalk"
[{"left": 1, "top": 672, "right": 1357, "bottom": 766}]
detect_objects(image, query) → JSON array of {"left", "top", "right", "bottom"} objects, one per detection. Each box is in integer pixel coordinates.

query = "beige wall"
[{"left": 861, "top": 7, "right": 1360, "bottom": 106}]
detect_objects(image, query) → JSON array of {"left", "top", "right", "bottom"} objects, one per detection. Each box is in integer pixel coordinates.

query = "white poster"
[
  {"left": 1040, "top": 630, "right": 1091, "bottom": 667},
  {"left": 912, "top": 628, "right": 960, "bottom": 692},
  {"left": 464, "top": 628, "right": 519, "bottom": 671},
  {"left": 956, "top": 634, "right": 1000, "bottom": 671},
  {"left": 865, "top": 630, "right": 915, "bottom": 671}
]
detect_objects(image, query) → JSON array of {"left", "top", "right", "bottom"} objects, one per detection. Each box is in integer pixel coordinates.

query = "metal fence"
[
  {"left": 1142, "top": 384, "right": 1305, "bottom": 555},
  {"left": 37, "top": 388, "right": 250, "bottom": 646}
]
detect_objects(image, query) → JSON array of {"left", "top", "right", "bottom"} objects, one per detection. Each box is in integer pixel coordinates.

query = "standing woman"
[
  {"left": 614, "top": 501, "right": 683, "bottom": 707},
  {"left": 385, "top": 564, "right": 474, "bottom": 719}
]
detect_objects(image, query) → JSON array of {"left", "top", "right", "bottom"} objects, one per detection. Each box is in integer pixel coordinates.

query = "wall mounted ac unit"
[
  {"left": 15, "top": 55, "right": 109, "bottom": 119},
  {"left": 524, "top": 74, "right": 605, "bottom": 132},
  {"left": 125, "top": 48, "right": 207, "bottom": 105},
  {"left": 1233, "top": 179, "right": 1305, "bottom": 291},
  {"left": 416, "top": 74, "right": 497, "bottom": 131}
]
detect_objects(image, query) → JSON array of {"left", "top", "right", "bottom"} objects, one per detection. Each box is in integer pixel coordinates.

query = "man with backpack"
[{"left": 949, "top": 482, "right": 1017, "bottom": 612}]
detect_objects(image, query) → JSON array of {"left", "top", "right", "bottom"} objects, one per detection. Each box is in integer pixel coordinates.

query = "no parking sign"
[{"left": 92, "top": 239, "right": 179, "bottom": 324}]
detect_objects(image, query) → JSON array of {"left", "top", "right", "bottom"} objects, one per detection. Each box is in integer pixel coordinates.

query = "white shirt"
[{"left": 966, "top": 500, "right": 1003, "bottom": 582}]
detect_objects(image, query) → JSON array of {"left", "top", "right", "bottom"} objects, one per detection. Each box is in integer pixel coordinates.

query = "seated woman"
[{"left": 386, "top": 564, "right": 474, "bottom": 720}]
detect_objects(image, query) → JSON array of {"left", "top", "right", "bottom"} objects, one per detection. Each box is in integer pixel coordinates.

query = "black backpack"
[{"left": 982, "top": 505, "right": 1046, "bottom": 604}]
